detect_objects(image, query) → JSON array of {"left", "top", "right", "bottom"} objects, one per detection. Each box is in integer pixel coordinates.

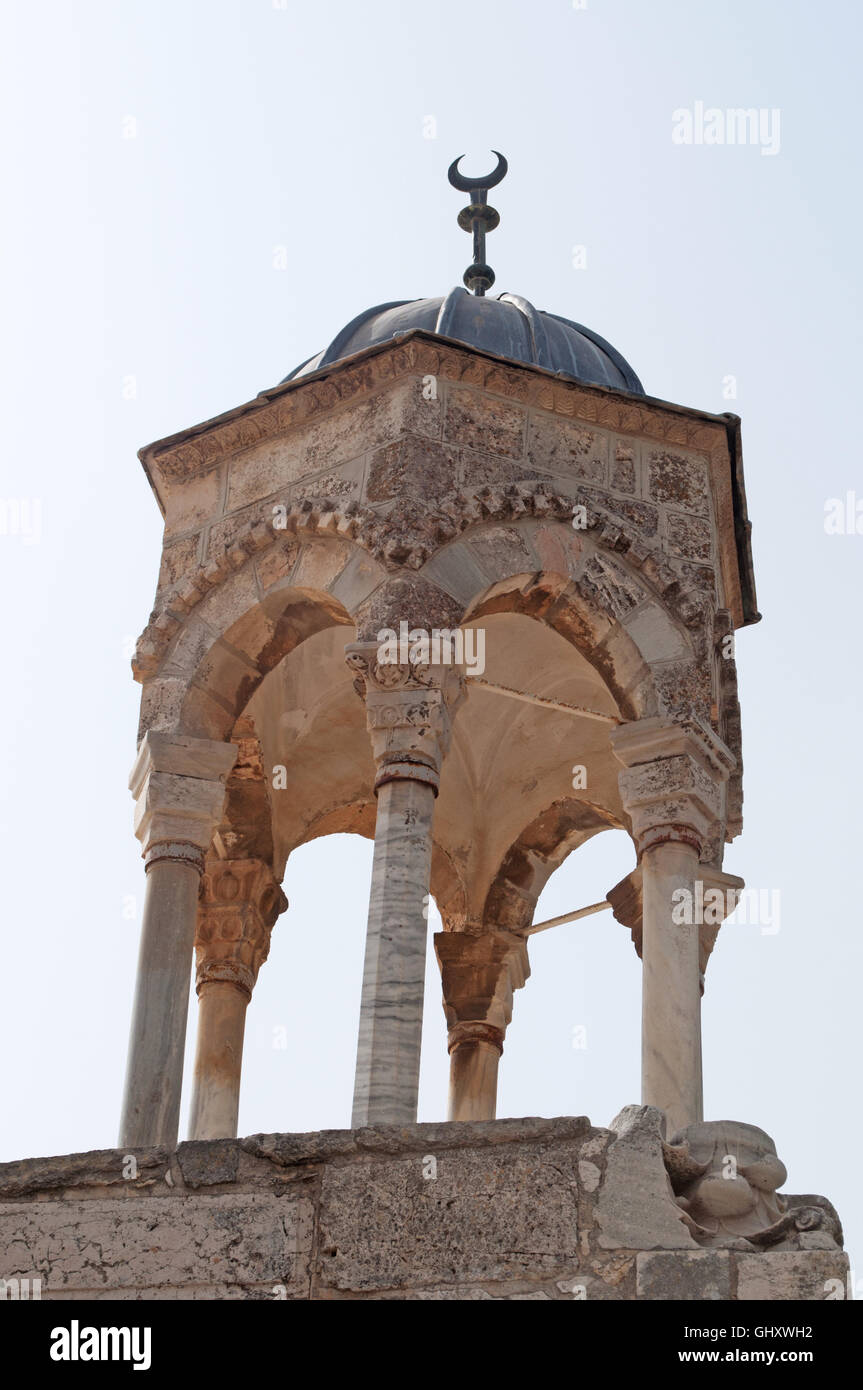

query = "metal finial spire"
[{"left": 447, "top": 150, "right": 508, "bottom": 296}]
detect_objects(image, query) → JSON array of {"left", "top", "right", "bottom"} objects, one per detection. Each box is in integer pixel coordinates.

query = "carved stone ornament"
[
  {"left": 663, "top": 1121, "right": 842, "bottom": 1251},
  {"left": 610, "top": 716, "right": 735, "bottom": 858},
  {"left": 345, "top": 641, "right": 466, "bottom": 790},
  {"left": 434, "top": 930, "right": 530, "bottom": 1051},
  {"left": 194, "top": 857, "right": 288, "bottom": 999}
]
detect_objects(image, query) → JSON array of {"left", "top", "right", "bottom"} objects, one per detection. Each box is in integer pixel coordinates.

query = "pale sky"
[{"left": 1, "top": 0, "right": 860, "bottom": 1286}]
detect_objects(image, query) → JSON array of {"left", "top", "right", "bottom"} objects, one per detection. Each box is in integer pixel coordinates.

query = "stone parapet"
[{"left": 0, "top": 1110, "right": 846, "bottom": 1301}]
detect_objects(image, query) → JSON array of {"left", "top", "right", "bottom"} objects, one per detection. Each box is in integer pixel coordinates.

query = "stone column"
[
  {"left": 120, "top": 732, "right": 237, "bottom": 1149},
  {"left": 610, "top": 717, "right": 735, "bottom": 1134},
  {"left": 345, "top": 642, "right": 464, "bottom": 1126},
  {"left": 188, "top": 858, "right": 287, "bottom": 1141},
  {"left": 435, "top": 931, "right": 529, "bottom": 1121}
]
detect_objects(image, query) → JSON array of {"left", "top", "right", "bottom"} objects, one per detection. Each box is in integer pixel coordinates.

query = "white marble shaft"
[
  {"left": 351, "top": 775, "right": 436, "bottom": 1126},
  {"left": 120, "top": 851, "right": 205, "bottom": 1148},
  {"left": 346, "top": 644, "right": 462, "bottom": 1126},
  {"left": 640, "top": 839, "right": 704, "bottom": 1132},
  {"left": 120, "top": 733, "right": 237, "bottom": 1149},
  {"left": 611, "top": 717, "right": 735, "bottom": 1134}
]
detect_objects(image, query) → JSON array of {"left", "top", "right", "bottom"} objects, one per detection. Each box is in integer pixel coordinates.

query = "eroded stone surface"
[
  {"left": 597, "top": 1107, "right": 697, "bottom": 1251},
  {"left": 0, "top": 1118, "right": 841, "bottom": 1301},
  {"left": 316, "top": 1140, "right": 581, "bottom": 1291},
  {"left": 0, "top": 1192, "right": 313, "bottom": 1298},
  {"left": 637, "top": 1250, "right": 731, "bottom": 1300}
]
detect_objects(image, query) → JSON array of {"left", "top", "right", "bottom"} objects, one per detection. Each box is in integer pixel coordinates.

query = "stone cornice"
[{"left": 139, "top": 331, "right": 736, "bottom": 492}]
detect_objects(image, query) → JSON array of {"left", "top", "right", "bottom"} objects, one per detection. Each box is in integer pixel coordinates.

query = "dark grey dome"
[{"left": 282, "top": 287, "right": 644, "bottom": 394}]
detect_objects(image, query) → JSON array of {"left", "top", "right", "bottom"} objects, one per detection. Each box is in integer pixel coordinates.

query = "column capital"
[
  {"left": 195, "top": 857, "right": 287, "bottom": 1000},
  {"left": 694, "top": 866, "right": 746, "bottom": 989},
  {"left": 435, "top": 930, "right": 530, "bottom": 1042},
  {"left": 609, "top": 716, "right": 736, "bottom": 857},
  {"left": 608, "top": 864, "right": 746, "bottom": 993},
  {"left": 345, "top": 641, "right": 465, "bottom": 793},
  {"left": 129, "top": 732, "right": 238, "bottom": 858}
]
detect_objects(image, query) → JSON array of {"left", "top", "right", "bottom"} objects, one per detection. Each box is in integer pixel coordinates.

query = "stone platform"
[{"left": 0, "top": 1108, "right": 847, "bottom": 1301}]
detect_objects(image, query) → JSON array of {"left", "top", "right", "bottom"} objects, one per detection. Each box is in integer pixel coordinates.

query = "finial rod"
[{"left": 447, "top": 151, "right": 508, "bottom": 296}]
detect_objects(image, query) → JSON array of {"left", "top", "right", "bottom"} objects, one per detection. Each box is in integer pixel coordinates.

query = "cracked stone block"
[
  {"left": 647, "top": 449, "right": 710, "bottom": 516},
  {"left": 366, "top": 438, "right": 459, "bottom": 502},
  {"left": 666, "top": 510, "right": 712, "bottom": 561},
  {"left": 610, "top": 442, "right": 637, "bottom": 494},
  {"left": 0, "top": 1193, "right": 313, "bottom": 1299},
  {"left": 316, "top": 1140, "right": 581, "bottom": 1292},
  {"left": 637, "top": 1251, "right": 731, "bottom": 1300},
  {"left": 734, "top": 1251, "right": 851, "bottom": 1301},
  {"left": 445, "top": 387, "right": 526, "bottom": 458},
  {"left": 597, "top": 1106, "right": 696, "bottom": 1251},
  {"left": 526, "top": 414, "right": 608, "bottom": 482},
  {"left": 176, "top": 1139, "right": 240, "bottom": 1187}
]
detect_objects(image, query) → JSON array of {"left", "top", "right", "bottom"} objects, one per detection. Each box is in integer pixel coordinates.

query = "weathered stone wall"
[
  {"left": 140, "top": 336, "right": 744, "bottom": 642},
  {"left": 0, "top": 1111, "right": 847, "bottom": 1301}
]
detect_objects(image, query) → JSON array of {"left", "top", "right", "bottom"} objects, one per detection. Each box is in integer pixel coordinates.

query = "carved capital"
[
  {"left": 608, "top": 864, "right": 745, "bottom": 991},
  {"left": 610, "top": 717, "right": 735, "bottom": 857},
  {"left": 435, "top": 930, "right": 530, "bottom": 1047},
  {"left": 345, "top": 641, "right": 465, "bottom": 792},
  {"left": 130, "top": 732, "right": 238, "bottom": 857},
  {"left": 194, "top": 857, "right": 288, "bottom": 999},
  {"left": 694, "top": 866, "right": 746, "bottom": 986}
]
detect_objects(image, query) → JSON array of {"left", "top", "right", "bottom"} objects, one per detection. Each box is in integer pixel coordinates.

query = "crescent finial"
[
  {"left": 447, "top": 150, "right": 508, "bottom": 194},
  {"left": 447, "top": 150, "right": 508, "bottom": 296}
]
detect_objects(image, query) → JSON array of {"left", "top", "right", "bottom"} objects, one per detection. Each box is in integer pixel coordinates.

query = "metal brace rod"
[{"left": 524, "top": 900, "right": 611, "bottom": 937}]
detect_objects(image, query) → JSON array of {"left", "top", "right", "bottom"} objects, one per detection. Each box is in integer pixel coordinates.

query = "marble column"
[
  {"left": 435, "top": 931, "right": 529, "bottom": 1121},
  {"left": 345, "top": 642, "right": 464, "bottom": 1126},
  {"left": 610, "top": 717, "right": 735, "bottom": 1134},
  {"left": 188, "top": 858, "right": 287, "bottom": 1140},
  {"left": 120, "top": 733, "right": 237, "bottom": 1149}
]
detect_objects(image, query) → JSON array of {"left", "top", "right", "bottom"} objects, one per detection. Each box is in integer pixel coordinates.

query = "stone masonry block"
[
  {"left": 316, "top": 1140, "right": 581, "bottom": 1292},
  {"left": 0, "top": 1193, "right": 313, "bottom": 1298},
  {"left": 637, "top": 1250, "right": 731, "bottom": 1300}
]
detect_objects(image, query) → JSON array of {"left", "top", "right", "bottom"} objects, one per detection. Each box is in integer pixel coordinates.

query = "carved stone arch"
[
  {"left": 134, "top": 480, "right": 712, "bottom": 682},
  {"left": 175, "top": 588, "right": 351, "bottom": 740},
  {"left": 134, "top": 531, "right": 389, "bottom": 741},
  {"left": 482, "top": 797, "right": 626, "bottom": 934},
  {"left": 463, "top": 565, "right": 660, "bottom": 723},
  {"left": 421, "top": 510, "right": 712, "bottom": 723},
  {"left": 134, "top": 521, "right": 386, "bottom": 683}
]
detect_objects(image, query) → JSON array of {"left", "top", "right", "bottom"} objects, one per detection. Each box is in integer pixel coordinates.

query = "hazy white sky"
[{"left": 1, "top": 0, "right": 860, "bottom": 1285}]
